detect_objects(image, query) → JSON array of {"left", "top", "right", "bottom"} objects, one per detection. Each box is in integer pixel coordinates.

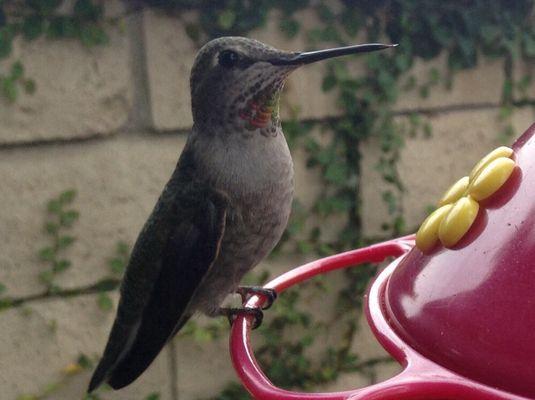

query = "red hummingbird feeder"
[{"left": 229, "top": 122, "right": 535, "bottom": 399}]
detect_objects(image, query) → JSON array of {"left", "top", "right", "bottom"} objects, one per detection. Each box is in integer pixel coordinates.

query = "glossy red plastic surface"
[
  {"left": 230, "top": 236, "right": 531, "bottom": 399},
  {"left": 386, "top": 123, "right": 535, "bottom": 399}
]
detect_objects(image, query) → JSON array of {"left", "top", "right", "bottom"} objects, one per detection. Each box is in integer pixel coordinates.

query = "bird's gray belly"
[{"left": 188, "top": 184, "right": 293, "bottom": 315}]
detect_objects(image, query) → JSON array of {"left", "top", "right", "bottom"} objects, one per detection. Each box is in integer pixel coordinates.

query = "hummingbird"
[{"left": 88, "top": 36, "right": 395, "bottom": 392}]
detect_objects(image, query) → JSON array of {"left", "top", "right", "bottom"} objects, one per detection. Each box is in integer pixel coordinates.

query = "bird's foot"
[
  {"left": 236, "top": 286, "right": 277, "bottom": 310},
  {"left": 218, "top": 307, "right": 264, "bottom": 330}
]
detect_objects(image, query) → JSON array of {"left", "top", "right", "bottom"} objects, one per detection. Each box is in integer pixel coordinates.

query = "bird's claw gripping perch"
[
  {"left": 218, "top": 287, "right": 277, "bottom": 330},
  {"left": 220, "top": 307, "right": 264, "bottom": 330},
  {"left": 236, "top": 286, "right": 278, "bottom": 310}
]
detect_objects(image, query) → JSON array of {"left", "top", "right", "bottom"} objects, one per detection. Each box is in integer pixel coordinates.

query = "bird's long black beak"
[{"left": 270, "top": 43, "right": 397, "bottom": 65}]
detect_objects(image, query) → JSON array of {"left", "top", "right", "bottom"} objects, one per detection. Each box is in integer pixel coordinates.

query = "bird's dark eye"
[{"left": 218, "top": 50, "right": 240, "bottom": 68}]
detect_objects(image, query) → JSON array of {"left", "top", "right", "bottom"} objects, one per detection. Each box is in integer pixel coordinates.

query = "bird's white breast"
[{"left": 192, "top": 128, "right": 293, "bottom": 199}]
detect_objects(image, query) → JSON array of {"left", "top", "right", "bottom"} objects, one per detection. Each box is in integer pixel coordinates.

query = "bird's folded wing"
[{"left": 89, "top": 185, "right": 228, "bottom": 392}]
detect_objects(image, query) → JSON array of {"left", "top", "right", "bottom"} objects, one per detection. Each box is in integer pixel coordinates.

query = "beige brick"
[
  {"left": 351, "top": 313, "right": 394, "bottom": 361},
  {"left": 315, "top": 372, "right": 370, "bottom": 393},
  {"left": 170, "top": 333, "right": 238, "bottom": 399},
  {"left": 347, "top": 314, "right": 402, "bottom": 386},
  {"left": 374, "top": 362, "right": 404, "bottom": 384},
  {"left": 0, "top": 25, "right": 132, "bottom": 145},
  {"left": 0, "top": 293, "right": 174, "bottom": 400},
  {"left": 361, "top": 107, "right": 535, "bottom": 237},
  {"left": 0, "top": 134, "right": 187, "bottom": 297}
]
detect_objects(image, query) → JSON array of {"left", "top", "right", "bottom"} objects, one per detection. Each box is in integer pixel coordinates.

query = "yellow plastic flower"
[{"left": 416, "top": 146, "right": 516, "bottom": 253}]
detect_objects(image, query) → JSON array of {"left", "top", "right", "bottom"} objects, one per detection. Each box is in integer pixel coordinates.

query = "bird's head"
[{"left": 190, "top": 37, "right": 395, "bottom": 137}]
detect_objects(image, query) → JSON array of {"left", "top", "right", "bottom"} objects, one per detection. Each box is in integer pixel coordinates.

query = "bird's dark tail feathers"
[
  {"left": 87, "top": 317, "right": 141, "bottom": 393},
  {"left": 87, "top": 314, "right": 191, "bottom": 393}
]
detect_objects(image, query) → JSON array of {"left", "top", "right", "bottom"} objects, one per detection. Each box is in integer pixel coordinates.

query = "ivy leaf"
[
  {"left": 297, "top": 240, "right": 313, "bottom": 254},
  {"left": 43, "top": 382, "right": 60, "bottom": 396},
  {"left": 2, "top": 77, "right": 17, "bottom": 102},
  {"left": 60, "top": 210, "right": 79, "bottom": 227},
  {"left": 516, "top": 74, "right": 532, "bottom": 91},
  {"left": 314, "top": 146, "right": 335, "bottom": 166},
  {"left": 382, "top": 191, "right": 398, "bottom": 215},
  {"left": 22, "top": 15, "right": 45, "bottom": 40},
  {"left": 74, "top": 0, "right": 102, "bottom": 21},
  {"left": 47, "top": 16, "right": 78, "bottom": 39},
  {"left": 423, "top": 122, "right": 433, "bottom": 138},
  {"left": 0, "top": 27, "right": 13, "bottom": 59},
  {"left": 80, "top": 24, "right": 108, "bottom": 47},
  {"left": 38, "top": 270, "right": 54, "bottom": 286},
  {"left": 317, "top": 243, "right": 333, "bottom": 256},
  {"left": 394, "top": 53, "right": 411, "bottom": 73},
  {"left": 27, "top": 0, "right": 63, "bottom": 14},
  {"left": 523, "top": 31, "right": 535, "bottom": 57},
  {"left": 324, "top": 162, "right": 348, "bottom": 184},
  {"left": 97, "top": 293, "right": 113, "bottom": 311},
  {"left": 502, "top": 78, "right": 513, "bottom": 101},
  {"left": 116, "top": 241, "right": 129, "bottom": 255},
  {"left": 10, "top": 61, "right": 24, "bottom": 81},
  {"left": 419, "top": 85, "right": 429, "bottom": 98},
  {"left": 77, "top": 353, "right": 94, "bottom": 369},
  {"left": 43, "top": 221, "right": 58, "bottom": 235},
  {"left": 402, "top": 75, "right": 417, "bottom": 91},
  {"left": 59, "top": 189, "right": 77, "bottom": 204},
  {"left": 316, "top": 3, "right": 335, "bottom": 22},
  {"left": 47, "top": 199, "right": 62, "bottom": 214},
  {"left": 341, "top": 9, "right": 363, "bottom": 37},
  {"left": 53, "top": 259, "right": 72, "bottom": 273},
  {"left": 428, "top": 68, "right": 440, "bottom": 84},
  {"left": 393, "top": 215, "right": 406, "bottom": 233},
  {"left": 24, "top": 79, "right": 36, "bottom": 94},
  {"left": 279, "top": 17, "right": 300, "bottom": 38},
  {"left": 217, "top": 10, "right": 236, "bottom": 30},
  {"left": 57, "top": 235, "right": 75, "bottom": 249},
  {"left": 0, "top": 298, "right": 13, "bottom": 311},
  {"left": 317, "top": 196, "right": 351, "bottom": 214},
  {"left": 109, "top": 258, "right": 125, "bottom": 275},
  {"left": 480, "top": 24, "right": 501, "bottom": 46},
  {"left": 39, "top": 247, "right": 56, "bottom": 262},
  {"left": 184, "top": 23, "right": 200, "bottom": 42},
  {"left": 449, "top": 37, "right": 477, "bottom": 70},
  {"left": 144, "top": 394, "right": 160, "bottom": 400},
  {"left": 322, "top": 74, "right": 336, "bottom": 92},
  {"left": 15, "top": 395, "right": 38, "bottom": 400}
]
